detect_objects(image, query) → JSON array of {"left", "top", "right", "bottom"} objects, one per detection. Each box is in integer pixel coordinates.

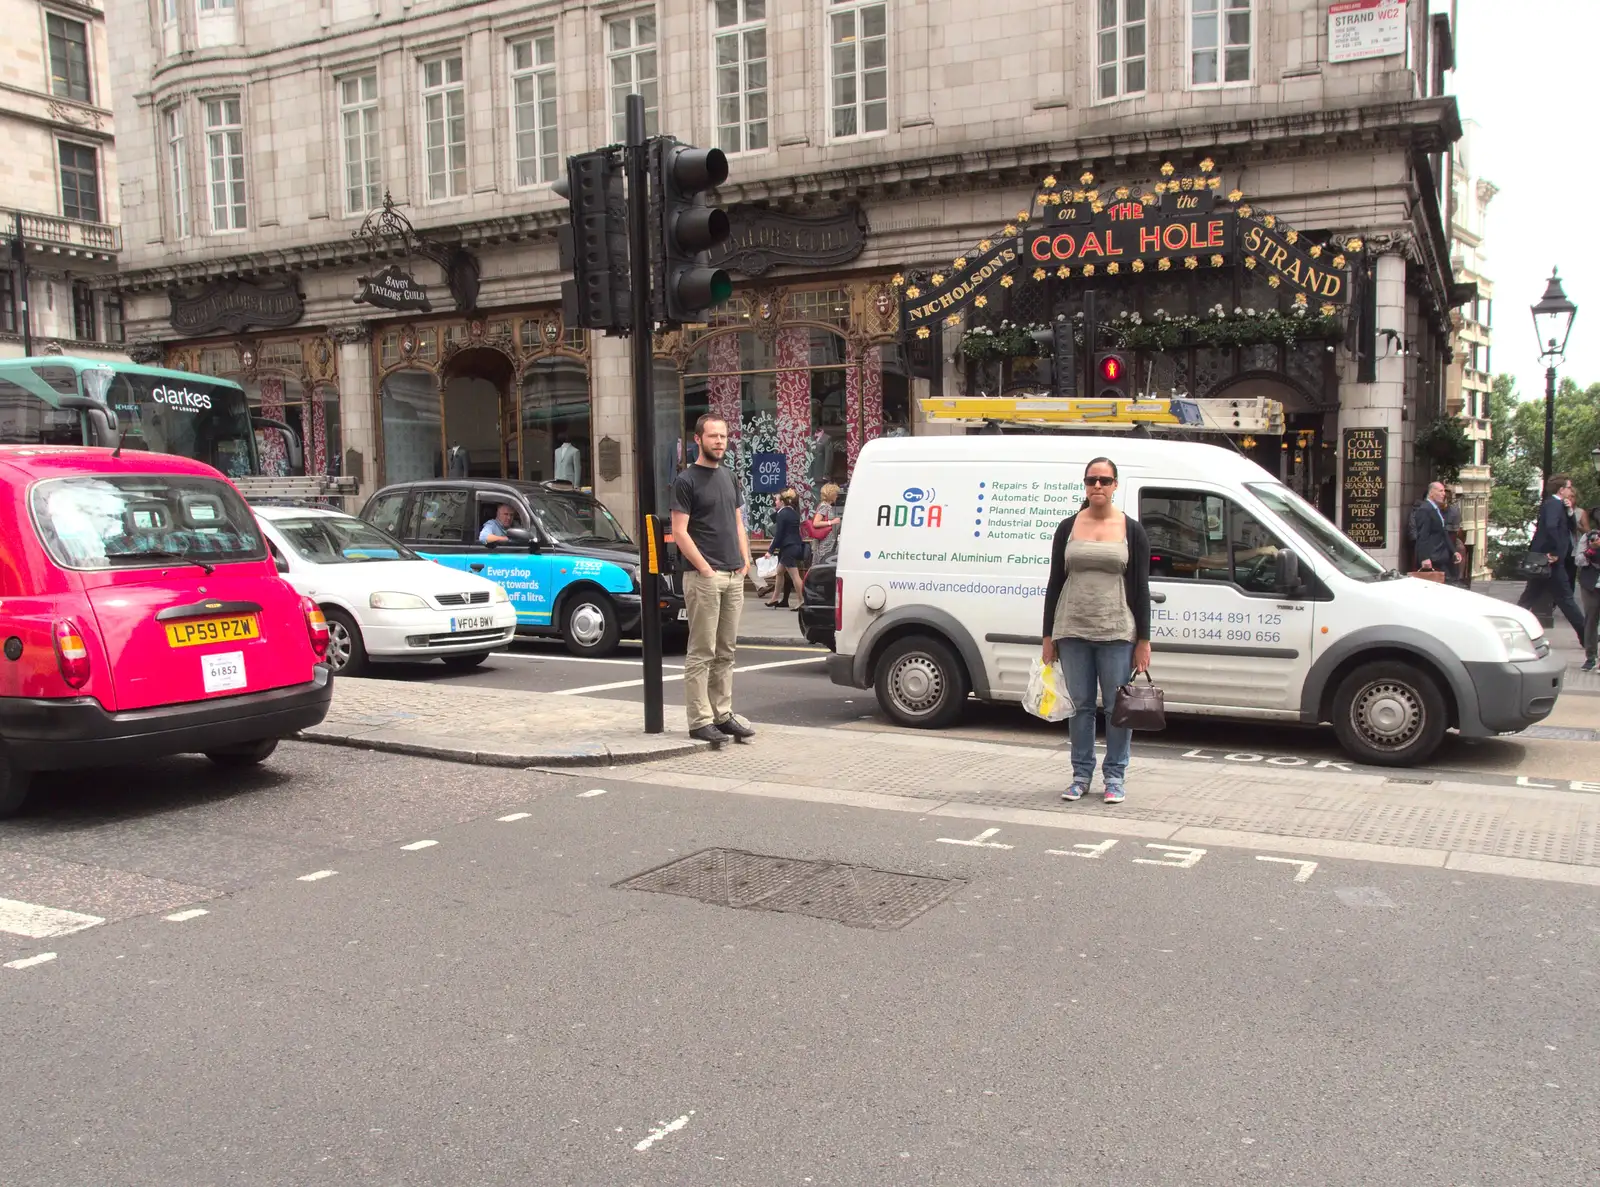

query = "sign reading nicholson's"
[{"left": 897, "top": 159, "right": 1359, "bottom": 337}]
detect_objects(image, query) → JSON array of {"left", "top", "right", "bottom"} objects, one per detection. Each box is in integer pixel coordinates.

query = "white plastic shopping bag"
[
  {"left": 1023, "top": 658, "right": 1075, "bottom": 722},
  {"left": 754, "top": 554, "right": 780, "bottom": 581}
]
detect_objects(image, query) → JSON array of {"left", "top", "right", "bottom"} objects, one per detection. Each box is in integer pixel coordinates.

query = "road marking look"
[
  {"left": 578, "top": 788, "right": 608, "bottom": 798},
  {"left": 498, "top": 812, "right": 532, "bottom": 822},
  {"left": 298, "top": 870, "right": 338, "bottom": 881},
  {"left": 400, "top": 840, "right": 439, "bottom": 851},
  {"left": 164, "top": 909, "right": 208, "bottom": 922},
  {"left": 634, "top": 1111, "right": 694, "bottom": 1152},
  {"left": 0, "top": 898, "right": 105, "bottom": 939},
  {"left": 4, "top": 952, "right": 57, "bottom": 970}
]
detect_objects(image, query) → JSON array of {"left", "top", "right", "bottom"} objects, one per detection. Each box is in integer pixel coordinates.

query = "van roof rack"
[{"left": 918, "top": 395, "right": 1285, "bottom": 435}]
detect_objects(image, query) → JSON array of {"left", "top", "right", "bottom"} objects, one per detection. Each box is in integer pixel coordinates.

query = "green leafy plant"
[
  {"left": 956, "top": 321, "right": 1047, "bottom": 362},
  {"left": 1414, "top": 416, "right": 1474, "bottom": 485},
  {"left": 1096, "top": 304, "right": 1345, "bottom": 352}
]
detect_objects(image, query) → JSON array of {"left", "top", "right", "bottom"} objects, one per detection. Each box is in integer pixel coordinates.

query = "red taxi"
[{"left": 0, "top": 446, "right": 333, "bottom": 815}]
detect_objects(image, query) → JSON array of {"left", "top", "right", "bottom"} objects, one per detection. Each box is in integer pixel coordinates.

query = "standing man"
[
  {"left": 1408, "top": 481, "right": 1460, "bottom": 580},
  {"left": 1442, "top": 486, "right": 1466, "bottom": 585},
  {"left": 671, "top": 414, "right": 756, "bottom": 746},
  {"left": 1518, "top": 475, "right": 1587, "bottom": 645}
]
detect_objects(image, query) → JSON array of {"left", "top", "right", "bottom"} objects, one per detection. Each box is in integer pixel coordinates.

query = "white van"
[{"left": 827, "top": 435, "right": 1565, "bottom": 766}]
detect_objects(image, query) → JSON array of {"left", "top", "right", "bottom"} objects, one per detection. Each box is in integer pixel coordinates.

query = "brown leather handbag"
[{"left": 1111, "top": 670, "right": 1166, "bottom": 731}]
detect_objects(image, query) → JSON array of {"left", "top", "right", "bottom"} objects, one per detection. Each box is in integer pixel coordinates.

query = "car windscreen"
[
  {"left": 272, "top": 515, "right": 417, "bottom": 563},
  {"left": 529, "top": 490, "right": 633, "bottom": 547},
  {"left": 1246, "top": 482, "right": 1386, "bottom": 581},
  {"left": 82, "top": 370, "right": 258, "bottom": 480},
  {"left": 31, "top": 475, "right": 267, "bottom": 570}
]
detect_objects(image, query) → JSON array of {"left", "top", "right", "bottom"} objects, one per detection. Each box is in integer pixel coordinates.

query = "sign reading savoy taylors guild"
[
  {"left": 1340, "top": 427, "right": 1388, "bottom": 548},
  {"left": 707, "top": 204, "right": 867, "bottom": 277},
  {"left": 354, "top": 265, "right": 433, "bottom": 312},
  {"left": 169, "top": 278, "right": 305, "bottom": 336},
  {"left": 896, "top": 160, "right": 1360, "bottom": 339}
]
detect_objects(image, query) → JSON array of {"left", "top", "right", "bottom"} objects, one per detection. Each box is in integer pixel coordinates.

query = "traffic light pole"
[{"left": 625, "top": 94, "right": 665, "bottom": 735}]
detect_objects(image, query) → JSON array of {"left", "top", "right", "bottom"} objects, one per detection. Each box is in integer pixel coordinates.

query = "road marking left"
[
  {"left": 4, "top": 952, "right": 57, "bottom": 970},
  {"left": 401, "top": 840, "right": 439, "bottom": 851},
  {"left": 0, "top": 898, "right": 104, "bottom": 939},
  {"left": 635, "top": 1111, "right": 694, "bottom": 1152},
  {"left": 164, "top": 909, "right": 208, "bottom": 922},
  {"left": 936, "top": 828, "right": 1013, "bottom": 850}
]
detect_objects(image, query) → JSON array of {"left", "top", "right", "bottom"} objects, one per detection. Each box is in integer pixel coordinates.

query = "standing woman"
[
  {"left": 809, "top": 482, "right": 843, "bottom": 567},
  {"left": 1040, "top": 457, "right": 1152, "bottom": 804},
  {"left": 764, "top": 488, "right": 806, "bottom": 608}
]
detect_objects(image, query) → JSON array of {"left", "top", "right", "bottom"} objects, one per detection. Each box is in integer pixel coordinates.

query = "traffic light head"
[
  {"left": 1094, "top": 350, "right": 1128, "bottom": 398},
  {"left": 651, "top": 140, "right": 733, "bottom": 325},
  {"left": 555, "top": 150, "right": 629, "bottom": 332}
]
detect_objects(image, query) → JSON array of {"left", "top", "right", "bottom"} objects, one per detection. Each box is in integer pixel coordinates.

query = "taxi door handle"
[
  {"left": 1150, "top": 592, "right": 1167, "bottom": 603},
  {"left": 470, "top": 563, "right": 485, "bottom": 573}
]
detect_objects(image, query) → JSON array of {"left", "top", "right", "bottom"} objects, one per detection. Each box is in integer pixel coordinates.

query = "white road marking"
[
  {"left": 4, "top": 952, "right": 57, "bottom": 970},
  {"left": 553, "top": 655, "right": 825, "bottom": 695},
  {"left": 0, "top": 897, "right": 105, "bottom": 939},
  {"left": 634, "top": 1111, "right": 694, "bottom": 1152},
  {"left": 1046, "top": 838, "right": 1119, "bottom": 859},
  {"left": 401, "top": 840, "right": 439, "bottom": 851},
  {"left": 1132, "top": 843, "right": 1207, "bottom": 869},
  {"left": 936, "top": 828, "right": 1014, "bottom": 850},
  {"left": 496, "top": 653, "right": 685, "bottom": 669},
  {"left": 164, "top": 909, "right": 209, "bottom": 922},
  {"left": 578, "top": 788, "right": 608, "bottom": 798},
  {"left": 298, "top": 870, "right": 338, "bottom": 881},
  {"left": 1256, "top": 855, "right": 1318, "bottom": 883},
  {"left": 498, "top": 812, "right": 532, "bottom": 822}
]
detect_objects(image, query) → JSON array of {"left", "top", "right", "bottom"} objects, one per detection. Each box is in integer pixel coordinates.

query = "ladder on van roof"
[
  {"left": 233, "top": 475, "right": 360, "bottom": 502},
  {"left": 917, "top": 395, "right": 1286, "bottom": 435}
]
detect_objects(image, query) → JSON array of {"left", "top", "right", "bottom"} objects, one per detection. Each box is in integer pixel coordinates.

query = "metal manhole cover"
[
  {"left": 616, "top": 848, "right": 964, "bottom": 930},
  {"left": 1384, "top": 777, "right": 1434, "bottom": 785},
  {"left": 1520, "top": 725, "right": 1600, "bottom": 742}
]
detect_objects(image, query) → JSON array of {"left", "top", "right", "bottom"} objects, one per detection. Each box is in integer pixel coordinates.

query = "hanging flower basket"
[
  {"left": 956, "top": 321, "right": 1048, "bottom": 362},
  {"left": 1414, "top": 417, "right": 1473, "bottom": 484},
  {"left": 1097, "top": 305, "right": 1346, "bottom": 352}
]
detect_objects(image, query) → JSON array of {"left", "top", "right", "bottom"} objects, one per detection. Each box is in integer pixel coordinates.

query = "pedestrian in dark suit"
[
  {"left": 1408, "top": 481, "right": 1460, "bottom": 579},
  {"left": 1518, "top": 474, "right": 1587, "bottom": 643}
]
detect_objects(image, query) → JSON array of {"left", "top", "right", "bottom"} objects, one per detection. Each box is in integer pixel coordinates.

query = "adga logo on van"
[
  {"left": 149, "top": 384, "right": 212, "bottom": 410},
  {"left": 877, "top": 485, "right": 944, "bottom": 528}
]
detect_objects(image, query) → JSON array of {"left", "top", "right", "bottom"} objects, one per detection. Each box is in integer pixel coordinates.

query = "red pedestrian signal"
[{"left": 1094, "top": 351, "right": 1128, "bottom": 399}]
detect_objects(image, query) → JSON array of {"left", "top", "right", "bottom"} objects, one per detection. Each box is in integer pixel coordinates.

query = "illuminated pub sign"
[{"left": 897, "top": 158, "right": 1360, "bottom": 338}]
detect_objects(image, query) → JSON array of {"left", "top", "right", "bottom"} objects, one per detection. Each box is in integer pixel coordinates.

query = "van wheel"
[
  {"left": 1331, "top": 661, "right": 1447, "bottom": 767},
  {"left": 874, "top": 635, "right": 968, "bottom": 729},
  {"left": 562, "top": 593, "right": 620, "bottom": 657},
  {"left": 205, "top": 738, "right": 279, "bottom": 768},
  {"left": 324, "top": 608, "right": 368, "bottom": 677},
  {"left": 0, "top": 759, "right": 31, "bottom": 819}
]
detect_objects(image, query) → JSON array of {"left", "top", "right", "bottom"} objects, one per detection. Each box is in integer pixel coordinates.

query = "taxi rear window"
[{"left": 30, "top": 475, "right": 266, "bottom": 570}]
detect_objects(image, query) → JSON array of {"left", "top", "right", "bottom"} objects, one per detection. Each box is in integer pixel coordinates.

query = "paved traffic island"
[{"left": 298, "top": 677, "right": 711, "bottom": 767}]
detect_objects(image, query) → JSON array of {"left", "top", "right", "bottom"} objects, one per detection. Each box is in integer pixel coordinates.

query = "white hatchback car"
[{"left": 253, "top": 504, "right": 516, "bottom": 676}]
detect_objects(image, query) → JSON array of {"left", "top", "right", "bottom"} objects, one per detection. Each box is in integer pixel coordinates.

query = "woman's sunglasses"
[{"left": 1084, "top": 476, "right": 1117, "bottom": 487}]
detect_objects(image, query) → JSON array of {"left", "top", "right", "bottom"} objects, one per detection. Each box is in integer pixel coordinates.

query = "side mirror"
[
  {"left": 1275, "top": 548, "right": 1302, "bottom": 596},
  {"left": 274, "top": 555, "right": 290, "bottom": 574},
  {"left": 506, "top": 527, "right": 532, "bottom": 546}
]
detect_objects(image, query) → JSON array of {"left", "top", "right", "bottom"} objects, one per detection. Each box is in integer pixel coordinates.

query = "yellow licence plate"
[{"left": 164, "top": 615, "right": 260, "bottom": 648}]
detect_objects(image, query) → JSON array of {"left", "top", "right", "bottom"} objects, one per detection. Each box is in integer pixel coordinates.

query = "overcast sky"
[{"left": 1445, "top": 0, "right": 1598, "bottom": 401}]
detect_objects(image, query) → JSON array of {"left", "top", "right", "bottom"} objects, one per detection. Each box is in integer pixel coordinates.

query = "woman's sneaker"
[
  {"left": 1062, "top": 782, "right": 1088, "bottom": 802},
  {"left": 1103, "top": 784, "right": 1126, "bottom": 805}
]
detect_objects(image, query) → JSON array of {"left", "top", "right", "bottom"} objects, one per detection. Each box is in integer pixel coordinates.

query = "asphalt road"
[
  {"left": 2, "top": 743, "right": 1597, "bottom": 1185},
  {"left": 362, "top": 638, "right": 1600, "bottom": 789}
]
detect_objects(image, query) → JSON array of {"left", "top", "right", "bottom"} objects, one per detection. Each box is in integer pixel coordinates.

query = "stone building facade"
[
  {"left": 1, "top": 0, "right": 126, "bottom": 361},
  {"left": 1445, "top": 117, "right": 1495, "bottom": 581},
  {"left": 105, "top": 0, "right": 1463, "bottom": 566}
]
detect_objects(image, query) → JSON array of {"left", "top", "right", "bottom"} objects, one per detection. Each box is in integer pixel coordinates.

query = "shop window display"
[
  {"left": 520, "top": 357, "right": 591, "bottom": 486},
  {"left": 381, "top": 368, "right": 442, "bottom": 484}
]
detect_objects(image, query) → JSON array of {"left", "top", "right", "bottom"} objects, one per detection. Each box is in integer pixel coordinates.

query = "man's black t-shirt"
[{"left": 671, "top": 462, "right": 744, "bottom": 570}]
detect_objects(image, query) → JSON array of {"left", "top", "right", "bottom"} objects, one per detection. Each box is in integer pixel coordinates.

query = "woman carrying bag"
[
  {"left": 763, "top": 488, "right": 806, "bottom": 609},
  {"left": 1040, "top": 457, "right": 1153, "bottom": 805}
]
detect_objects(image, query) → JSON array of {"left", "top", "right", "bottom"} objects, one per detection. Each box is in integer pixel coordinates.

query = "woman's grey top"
[
  {"left": 811, "top": 503, "right": 840, "bottom": 566},
  {"left": 1052, "top": 537, "right": 1134, "bottom": 642}
]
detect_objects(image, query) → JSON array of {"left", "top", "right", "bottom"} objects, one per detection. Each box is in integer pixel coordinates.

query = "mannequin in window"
[
  {"left": 554, "top": 435, "right": 581, "bottom": 486},
  {"left": 447, "top": 442, "right": 469, "bottom": 478}
]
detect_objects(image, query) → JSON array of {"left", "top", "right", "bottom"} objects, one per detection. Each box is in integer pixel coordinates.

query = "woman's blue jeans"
[{"left": 1057, "top": 637, "right": 1134, "bottom": 787}]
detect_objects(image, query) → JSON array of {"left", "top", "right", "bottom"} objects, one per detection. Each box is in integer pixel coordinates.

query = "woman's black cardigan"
[{"left": 1041, "top": 512, "right": 1152, "bottom": 643}]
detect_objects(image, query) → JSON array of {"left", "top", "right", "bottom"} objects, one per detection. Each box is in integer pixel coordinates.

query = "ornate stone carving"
[
  {"left": 327, "top": 322, "right": 368, "bottom": 346},
  {"left": 126, "top": 339, "right": 165, "bottom": 365},
  {"left": 48, "top": 100, "right": 103, "bottom": 130}
]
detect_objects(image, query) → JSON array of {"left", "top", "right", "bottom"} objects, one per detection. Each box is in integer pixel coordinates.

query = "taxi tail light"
[
  {"left": 302, "top": 597, "right": 330, "bottom": 660},
  {"left": 835, "top": 578, "right": 843, "bottom": 632},
  {"left": 53, "top": 619, "right": 91, "bottom": 689}
]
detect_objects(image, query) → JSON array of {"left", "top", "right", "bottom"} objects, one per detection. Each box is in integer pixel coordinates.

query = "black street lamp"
[
  {"left": 1591, "top": 443, "right": 1600, "bottom": 477},
  {"left": 1531, "top": 268, "right": 1577, "bottom": 485}
]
